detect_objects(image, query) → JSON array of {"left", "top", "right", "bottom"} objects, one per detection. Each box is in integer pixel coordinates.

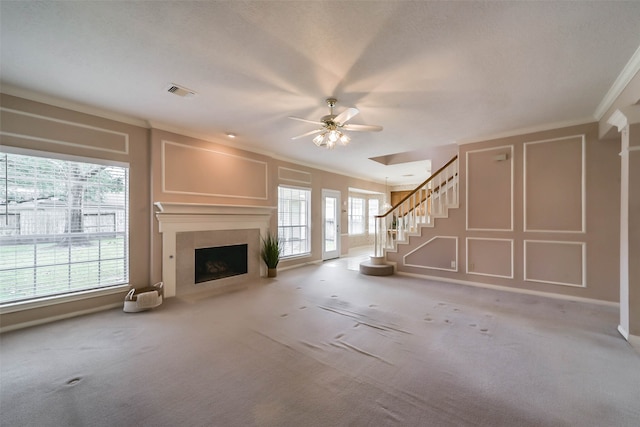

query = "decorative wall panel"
[
  {"left": 466, "top": 146, "right": 513, "bottom": 231},
  {"left": 278, "top": 167, "right": 312, "bottom": 184},
  {"left": 524, "top": 240, "right": 585, "bottom": 287},
  {"left": 524, "top": 135, "right": 585, "bottom": 232},
  {"left": 0, "top": 107, "right": 128, "bottom": 154},
  {"left": 404, "top": 236, "right": 457, "bottom": 271},
  {"left": 466, "top": 238, "right": 513, "bottom": 278},
  {"left": 162, "top": 140, "right": 268, "bottom": 200}
]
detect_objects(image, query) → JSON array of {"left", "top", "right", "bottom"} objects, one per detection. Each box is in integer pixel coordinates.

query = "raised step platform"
[{"left": 359, "top": 256, "right": 394, "bottom": 276}]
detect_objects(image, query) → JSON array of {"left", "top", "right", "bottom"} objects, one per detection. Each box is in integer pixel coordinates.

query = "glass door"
[{"left": 322, "top": 189, "right": 340, "bottom": 260}]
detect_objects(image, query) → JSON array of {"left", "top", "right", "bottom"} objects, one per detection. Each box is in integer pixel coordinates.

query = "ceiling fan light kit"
[{"left": 290, "top": 98, "right": 382, "bottom": 149}]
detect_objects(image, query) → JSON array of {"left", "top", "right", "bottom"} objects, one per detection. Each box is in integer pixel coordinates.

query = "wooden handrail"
[{"left": 376, "top": 154, "right": 458, "bottom": 218}]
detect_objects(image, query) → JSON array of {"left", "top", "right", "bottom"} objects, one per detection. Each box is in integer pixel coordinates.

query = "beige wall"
[
  {"left": 0, "top": 90, "right": 628, "bottom": 331},
  {"left": 388, "top": 123, "right": 622, "bottom": 302},
  {"left": 148, "top": 127, "right": 386, "bottom": 280},
  {"left": 1, "top": 94, "right": 387, "bottom": 329},
  {"left": 0, "top": 94, "right": 151, "bottom": 329}
]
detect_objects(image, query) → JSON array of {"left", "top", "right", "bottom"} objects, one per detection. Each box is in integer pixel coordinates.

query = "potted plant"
[{"left": 261, "top": 232, "right": 281, "bottom": 277}]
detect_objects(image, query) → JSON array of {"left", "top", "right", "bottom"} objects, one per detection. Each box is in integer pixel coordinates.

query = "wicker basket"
[{"left": 123, "top": 282, "right": 164, "bottom": 313}]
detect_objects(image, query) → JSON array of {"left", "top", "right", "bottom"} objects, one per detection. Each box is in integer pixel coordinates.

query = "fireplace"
[
  {"left": 155, "top": 203, "right": 275, "bottom": 298},
  {"left": 195, "top": 244, "right": 248, "bottom": 283}
]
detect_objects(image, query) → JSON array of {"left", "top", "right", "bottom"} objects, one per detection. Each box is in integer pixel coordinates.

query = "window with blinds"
[
  {"left": 348, "top": 197, "right": 365, "bottom": 235},
  {"left": 278, "top": 186, "right": 310, "bottom": 257},
  {"left": 0, "top": 150, "right": 129, "bottom": 304}
]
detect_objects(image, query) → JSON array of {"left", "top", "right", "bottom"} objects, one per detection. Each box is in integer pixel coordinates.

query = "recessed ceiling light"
[{"left": 226, "top": 133, "right": 236, "bottom": 138}]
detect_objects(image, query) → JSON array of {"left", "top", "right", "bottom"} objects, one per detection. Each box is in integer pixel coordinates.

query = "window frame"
[
  {"left": 277, "top": 185, "right": 311, "bottom": 258},
  {"left": 368, "top": 198, "right": 380, "bottom": 234},
  {"left": 0, "top": 147, "right": 130, "bottom": 308},
  {"left": 348, "top": 196, "right": 365, "bottom": 235}
]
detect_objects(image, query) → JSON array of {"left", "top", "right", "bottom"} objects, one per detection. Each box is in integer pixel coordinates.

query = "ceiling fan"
[{"left": 289, "top": 98, "right": 383, "bottom": 149}]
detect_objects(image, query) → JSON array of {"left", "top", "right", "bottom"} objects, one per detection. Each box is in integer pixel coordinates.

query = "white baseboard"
[
  {"left": 618, "top": 325, "right": 640, "bottom": 353},
  {"left": 629, "top": 334, "right": 640, "bottom": 353},
  {"left": 618, "top": 324, "right": 629, "bottom": 339},
  {"left": 0, "top": 302, "right": 122, "bottom": 333},
  {"left": 396, "top": 271, "right": 619, "bottom": 307}
]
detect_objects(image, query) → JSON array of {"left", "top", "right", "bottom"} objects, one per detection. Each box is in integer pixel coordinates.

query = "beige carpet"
[{"left": 1, "top": 253, "right": 639, "bottom": 427}]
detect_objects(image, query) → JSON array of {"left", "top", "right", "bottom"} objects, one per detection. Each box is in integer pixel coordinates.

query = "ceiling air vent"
[{"left": 166, "top": 83, "right": 196, "bottom": 98}]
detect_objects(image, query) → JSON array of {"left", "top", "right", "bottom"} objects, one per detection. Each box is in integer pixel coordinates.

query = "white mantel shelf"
[
  {"left": 154, "top": 202, "right": 276, "bottom": 216},
  {"left": 154, "top": 202, "right": 276, "bottom": 297}
]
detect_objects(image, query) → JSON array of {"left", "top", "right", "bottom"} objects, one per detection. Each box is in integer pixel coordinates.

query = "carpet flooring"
[{"left": 1, "top": 251, "right": 639, "bottom": 427}]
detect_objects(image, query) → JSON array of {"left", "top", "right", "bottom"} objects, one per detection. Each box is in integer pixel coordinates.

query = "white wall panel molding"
[
  {"left": 524, "top": 239, "right": 586, "bottom": 288},
  {"left": 278, "top": 166, "right": 312, "bottom": 184},
  {"left": 404, "top": 236, "right": 458, "bottom": 272},
  {"left": 0, "top": 107, "right": 129, "bottom": 154},
  {"left": 523, "top": 135, "right": 585, "bottom": 233},
  {"left": 466, "top": 145, "right": 514, "bottom": 231},
  {"left": 466, "top": 237, "right": 514, "bottom": 279},
  {"left": 161, "top": 140, "right": 268, "bottom": 200}
]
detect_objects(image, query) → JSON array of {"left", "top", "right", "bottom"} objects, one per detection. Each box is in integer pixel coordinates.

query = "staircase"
[{"left": 359, "top": 155, "right": 459, "bottom": 276}]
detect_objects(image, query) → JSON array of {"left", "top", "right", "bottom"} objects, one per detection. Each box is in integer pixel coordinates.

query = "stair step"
[{"left": 359, "top": 261, "right": 394, "bottom": 276}]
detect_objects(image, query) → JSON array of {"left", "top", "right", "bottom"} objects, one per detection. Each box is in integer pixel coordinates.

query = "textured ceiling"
[{"left": 1, "top": 1, "right": 639, "bottom": 185}]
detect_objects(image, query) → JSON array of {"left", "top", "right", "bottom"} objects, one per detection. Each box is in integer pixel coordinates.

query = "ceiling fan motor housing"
[{"left": 321, "top": 115, "right": 337, "bottom": 127}]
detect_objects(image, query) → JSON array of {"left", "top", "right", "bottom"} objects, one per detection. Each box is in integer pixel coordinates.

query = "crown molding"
[
  {"left": 595, "top": 45, "right": 640, "bottom": 120},
  {"left": 456, "top": 117, "right": 594, "bottom": 146},
  {"left": 0, "top": 84, "right": 150, "bottom": 128}
]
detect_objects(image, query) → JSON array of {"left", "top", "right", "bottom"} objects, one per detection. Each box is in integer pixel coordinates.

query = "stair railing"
[{"left": 374, "top": 155, "right": 458, "bottom": 256}]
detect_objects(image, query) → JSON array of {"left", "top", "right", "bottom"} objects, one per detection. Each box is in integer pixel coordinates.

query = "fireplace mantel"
[
  {"left": 155, "top": 202, "right": 275, "bottom": 217},
  {"left": 154, "top": 203, "right": 276, "bottom": 297}
]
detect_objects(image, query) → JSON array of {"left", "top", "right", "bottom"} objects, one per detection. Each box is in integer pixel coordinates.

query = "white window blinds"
[
  {"left": 0, "top": 151, "right": 129, "bottom": 304},
  {"left": 278, "top": 186, "right": 310, "bottom": 257}
]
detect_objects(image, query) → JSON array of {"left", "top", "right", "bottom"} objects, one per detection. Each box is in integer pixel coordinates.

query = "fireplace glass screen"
[{"left": 194, "top": 244, "right": 248, "bottom": 283}]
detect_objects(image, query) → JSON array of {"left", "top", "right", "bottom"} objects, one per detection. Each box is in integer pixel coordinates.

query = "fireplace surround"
[
  {"left": 194, "top": 244, "right": 248, "bottom": 283},
  {"left": 155, "top": 203, "right": 275, "bottom": 297}
]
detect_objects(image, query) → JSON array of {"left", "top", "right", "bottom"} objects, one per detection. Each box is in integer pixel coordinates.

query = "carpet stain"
[
  {"left": 424, "top": 317, "right": 433, "bottom": 322},
  {"left": 66, "top": 377, "right": 82, "bottom": 386},
  {"left": 444, "top": 319, "right": 452, "bottom": 324},
  {"left": 280, "top": 313, "right": 288, "bottom": 318},
  {"left": 469, "top": 323, "right": 477, "bottom": 327},
  {"left": 480, "top": 328, "right": 489, "bottom": 332}
]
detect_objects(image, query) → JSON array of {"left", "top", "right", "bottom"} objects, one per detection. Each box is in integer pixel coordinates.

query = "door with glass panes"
[{"left": 322, "top": 189, "right": 340, "bottom": 260}]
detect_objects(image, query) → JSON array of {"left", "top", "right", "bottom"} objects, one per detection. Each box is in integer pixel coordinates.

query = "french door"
[{"left": 322, "top": 189, "right": 341, "bottom": 260}]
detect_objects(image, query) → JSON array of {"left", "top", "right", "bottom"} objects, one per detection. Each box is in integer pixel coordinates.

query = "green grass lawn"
[{"left": 0, "top": 237, "right": 127, "bottom": 303}]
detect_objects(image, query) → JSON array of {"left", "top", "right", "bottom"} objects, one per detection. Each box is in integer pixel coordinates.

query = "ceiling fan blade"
[
  {"left": 333, "top": 107, "right": 359, "bottom": 125},
  {"left": 342, "top": 123, "right": 383, "bottom": 132},
  {"left": 288, "top": 116, "right": 324, "bottom": 125},
  {"left": 291, "top": 128, "right": 323, "bottom": 140}
]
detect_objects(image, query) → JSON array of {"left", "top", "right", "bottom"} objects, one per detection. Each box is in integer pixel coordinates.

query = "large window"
[
  {"left": 348, "top": 197, "right": 365, "bottom": 235},
  {"left": 278, "top": 186, "right": 310, "bottom": 257},
  {"left": 0, "top": 151, "right": 129, "bottom": 304}
]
